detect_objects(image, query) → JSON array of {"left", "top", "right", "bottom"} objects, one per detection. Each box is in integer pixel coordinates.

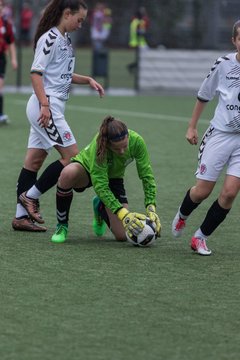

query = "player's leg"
[
  {"left": 201, "top": 174, "right": 240, "bottom": 234},
  {"left": 92, "top": 196, "right": 107, "bottom": 236},
  {"left": 13, "top": 148, "right": 48, "bottom": 232},
  {"left": 92, "top": 179, "right": 128, "bottom": 241},
  {"left": 106, "top": 204, "right": 128, "bottom": 241},
  {"left": 0, "top": 54, "right": 8, "bottom": 124},
  {"left": 219, "top": 175, "right": 240, "bottom": 206},
  {"left": 172, "top": 179, "right": 215, "bottom": 237},
  {"left": 25, "top": 143, "right": 78, "bottom": 196},
  {"left": 0, "top": 76, "right": 7, "bottom": 123},
  {"left": 51, "top": 163, "right": 90, "bottom": 243},
  {"left": 172, "top": 127, "right": 232, "bottom": 238},
  {"left": 20, "top": 144, "right": 78, "bottom": 224},
  {"left": 19, "top": 95, "right": 78, "bottom": 224},
  {"left": 191, "top": 174, "right": 240, "bottom": 255},
  {"left": 18, "top": 148, "right": 49, "bottom": 224},
  {"left": 190, "top": 134, "right": 240, "bottom": 255}
]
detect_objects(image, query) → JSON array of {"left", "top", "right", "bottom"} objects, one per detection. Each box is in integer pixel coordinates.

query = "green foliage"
[{"left": 1, "top": 93, "right": 240, "bottom": 360}]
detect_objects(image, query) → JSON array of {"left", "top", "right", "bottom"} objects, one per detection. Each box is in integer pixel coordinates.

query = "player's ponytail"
[
  {"left": 96, "top": 116, "right": 128, "bottom": 164},
  {"left": 33, "top": 0, "right": 88, "bottom": 50}
]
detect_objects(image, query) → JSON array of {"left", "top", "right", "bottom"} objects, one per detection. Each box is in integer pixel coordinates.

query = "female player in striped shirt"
[
  {"left": 172, "top": 20, "right": 240, "bottom": 255},
  {"left": 12, "top": 0, "right": 104, "bottom": 232}
]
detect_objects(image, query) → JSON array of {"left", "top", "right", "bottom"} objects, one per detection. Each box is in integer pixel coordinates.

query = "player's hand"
[
  {"left": 11, "top": 59, "right": 18, "bottom": 70},
  {"left": 117, "top": 208, "right": 146, "bottom": 238},
  {"left": 38, "top": 105, "right": 51, "bottom": 128},
  {"left": 186, "top": 127, "right": 198, "bottom": 145},
  {"left": 89, "top": 78, "right": 105, "bottom": 98},
  {"left": 146, "top": 204, "right": 161, "bottom": 237}
]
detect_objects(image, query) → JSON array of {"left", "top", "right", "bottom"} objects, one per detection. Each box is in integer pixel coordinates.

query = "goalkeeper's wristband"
[
  {"left": 146, "top": 204, "right": 156, "bottom": 212},
  {"left": 117, "top": 208, "right": 129, "bottom": 221}
]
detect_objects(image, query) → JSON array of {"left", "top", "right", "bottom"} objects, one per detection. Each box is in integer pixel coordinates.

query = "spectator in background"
[
  {"left": 0, "top": 0, "right": 17, "bottom": 124},
  {"left": 139, "top": 6, "right": 150, "bottom": 32},
  {"left": 20, "top": 2, "right": 33, "bottom": 46},
  {"left": 2, "top": 0, "right": 13, "bottom": 23},
  {"left": 90, "top": 2, "right": 112, "bottom": 51},
  {"left": 127, "top": 7, "right": 149, "bottom": 74},
  {"left": 129, "top": 7, "right": 149, "bottom": 49}
]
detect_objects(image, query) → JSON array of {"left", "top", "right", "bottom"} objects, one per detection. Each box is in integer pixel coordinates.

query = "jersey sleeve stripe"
[
  {"left": 30, "top": 70, "right": 43, "bottom": 76},
  {"left": 206, "top": 56, "right": 230, "bottom": 78},
  {"left": 197, "top": 96, "right": 209, "bottom": 102}
]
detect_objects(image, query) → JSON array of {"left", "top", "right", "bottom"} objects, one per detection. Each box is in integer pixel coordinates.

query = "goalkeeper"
[{"left": 51, "top": 115, "right": 161, "bottom": 243}]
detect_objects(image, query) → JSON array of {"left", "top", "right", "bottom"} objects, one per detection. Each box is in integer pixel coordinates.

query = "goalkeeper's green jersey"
[{"left": 72, "top": 130, "right": 157, "bottom": 214}]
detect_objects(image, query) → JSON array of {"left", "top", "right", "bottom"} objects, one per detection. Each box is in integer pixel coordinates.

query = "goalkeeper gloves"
[
  {"left": 146, "top": 204, "right": 161, "bottom": 237},
  {"left": 117, "top": 208, "right": 146, "bottom": 238}
]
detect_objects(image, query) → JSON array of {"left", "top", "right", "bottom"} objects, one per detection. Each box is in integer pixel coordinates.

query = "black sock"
[
  {"left": 17, "top": 168, "right": 37, "bottom": 201},
  {"left": 200, "top": 200, "right": 230, "bottom": 236},
  {"left": 180, "top": 189, "right": 201, "bottom": 217},
  {"left": 35, "top": 160, "right": 64, "bottom": 194},
  {"left": 0, "top": 94, "right": 3, "bottom": 114},
  {"left": 56, "top": 186, "right": 73, "bottom": 224},
  {"left": 98, "top": 200, "right": 110, "bottom": 227}
]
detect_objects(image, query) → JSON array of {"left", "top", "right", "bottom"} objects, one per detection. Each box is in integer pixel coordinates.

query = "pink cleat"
[{"left": 190, "top": 237, "right": 212, "bottom": 256}]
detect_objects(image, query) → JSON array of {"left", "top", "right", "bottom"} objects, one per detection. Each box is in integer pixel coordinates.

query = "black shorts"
[
  {"left": 74, "top": 177, "right": 128, "bottom": 204},
  {"left": 0, "top": 54, "right": 7, "bottom": 78}
]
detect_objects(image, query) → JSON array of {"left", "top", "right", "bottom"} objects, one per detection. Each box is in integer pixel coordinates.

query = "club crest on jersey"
[
  {"left": 63, "top": 131, "right": 72, "bottom": 142},
  {"left": 199, "top": 163, "right": 207, "bottom": 175}
]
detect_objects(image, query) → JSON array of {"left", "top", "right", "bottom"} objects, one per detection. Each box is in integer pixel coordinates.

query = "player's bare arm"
[
  {"left": 31, "top": 73, "right": 50, "bottom": 128},
  {"left": 186, "top": 99, "right": 207, "bottom": 145},
  {"left": 9, "top": 43, "right": 18, "bottom": 70},
  {"left": 72, "top": 73, "right": 105, "bottom": 97}
]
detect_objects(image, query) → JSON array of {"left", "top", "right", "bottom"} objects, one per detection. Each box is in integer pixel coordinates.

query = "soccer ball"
[{"left": 126, "top": 218, "right": 157, "bottom": 247}]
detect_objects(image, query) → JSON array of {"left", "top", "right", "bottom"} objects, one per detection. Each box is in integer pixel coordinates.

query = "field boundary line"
[{"left": 12, "top": 99, "right": 210, "bottom": 124}]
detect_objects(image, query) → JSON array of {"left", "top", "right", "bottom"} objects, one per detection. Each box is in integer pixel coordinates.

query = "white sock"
[
  {"left": 194, "top": 228, "right": 207, "bottom": 240},
  {"left": 179, "top": 209, "right": 188, "bottom": 220},
  {"left": 26, "top": 185, "right": 42, "bottom": 199},
  {"left": 16, "top": 203, "right": 28, "bottom": 218}
]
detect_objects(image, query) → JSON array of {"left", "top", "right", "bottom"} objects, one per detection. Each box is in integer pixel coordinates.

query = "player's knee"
[
  {"left": 58, "top": 166, "right": 70, "bottom": 184},
  {"left": 58, "top": 164, "right": 78, "bottom": 187},
  {"left": 191, "top": 186, "right": 211, "bottom": 202},
  {"left": 219, "top": 188, "right": 237, "bottom": 206},
  {"left": 59, "top": 157, "right": 72, "bottom": 167},
  {"left": 28, "top": 158, "right": 44, "bottom": 172}
]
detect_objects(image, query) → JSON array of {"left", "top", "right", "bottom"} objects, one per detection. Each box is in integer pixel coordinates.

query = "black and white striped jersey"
[
  {"left": 31, "top": 27, "right": 75, "bottom": 101},
  {"left": 198, "top": 52, "right": 240, "bottom": 133}
]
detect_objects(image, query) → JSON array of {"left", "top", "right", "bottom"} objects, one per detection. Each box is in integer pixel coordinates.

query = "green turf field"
[
  {"left": 1, "top": 93, "right": 240, "bottom": 360},
  {"left": 8, "top": 47, "right": 136, "bottom": 89}
]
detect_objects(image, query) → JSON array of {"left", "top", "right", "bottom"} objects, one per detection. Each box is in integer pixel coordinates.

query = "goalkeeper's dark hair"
[
  {"left": 96, "top": 116, "right": 128, "bottom": 164},
  {"left": 33, "top": 0, "right": 88, "bottom": 50},
  {"left": 232, "top": 19, "right": 240, "bottom": 39}
]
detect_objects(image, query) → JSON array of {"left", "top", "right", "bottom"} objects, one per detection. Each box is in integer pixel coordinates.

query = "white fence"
[{"left": 138, "top": 49, "right": 227, "bottom": 93}]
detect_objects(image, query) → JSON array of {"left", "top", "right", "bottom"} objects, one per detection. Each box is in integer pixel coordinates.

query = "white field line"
[{"left": 12, "top": 99, "right": 210, "bottom": 124}]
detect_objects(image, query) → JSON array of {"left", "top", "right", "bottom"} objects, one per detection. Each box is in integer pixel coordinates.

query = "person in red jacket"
[
  {"left": 0, "top": 0, "right": 17, "bottom": 124},
  {"left": 20, "top": 2, "right": 33, "bottom": 46}
]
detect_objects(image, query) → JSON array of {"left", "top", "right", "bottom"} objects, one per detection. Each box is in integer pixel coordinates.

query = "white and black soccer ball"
[{"left": 126, "top": 218, "right": 157, "bottom": 247}]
